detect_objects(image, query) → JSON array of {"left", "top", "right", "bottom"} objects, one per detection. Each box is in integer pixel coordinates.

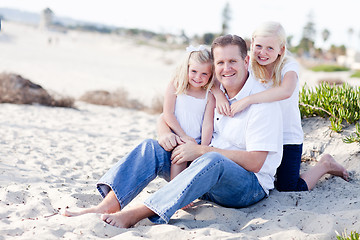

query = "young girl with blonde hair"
[
  {"left": 213, "top": 21, "right": 348, "bottom": 191},
  {"left": 162, "top": 45, "right": 215, "bottom": 180}
]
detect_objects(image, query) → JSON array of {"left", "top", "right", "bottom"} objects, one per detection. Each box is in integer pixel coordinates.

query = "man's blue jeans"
[{"left": 97, "top": 139, "right": 266, "bottom": 224}]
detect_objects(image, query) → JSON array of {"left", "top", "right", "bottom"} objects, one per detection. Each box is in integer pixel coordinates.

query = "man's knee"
[
  {"left": 131, "top": 139, "right": 162, "bottom": 159},
  {"left": 193, "top": 152, "right": 225, "bottom": 166}
]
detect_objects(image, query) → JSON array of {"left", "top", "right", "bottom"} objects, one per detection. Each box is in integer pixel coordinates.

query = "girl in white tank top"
[{"left": 162, "top": 45, "right": 215, "bottom": 180}]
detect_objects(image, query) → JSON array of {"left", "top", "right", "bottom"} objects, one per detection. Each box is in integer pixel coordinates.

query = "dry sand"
[{"left": 0, "top": 21, "right": 359, "bottom": 240}]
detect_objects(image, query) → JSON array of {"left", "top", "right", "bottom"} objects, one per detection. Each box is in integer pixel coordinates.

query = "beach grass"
[
  {"left": 79, "top": 88, "right": 163, "bottom": 114},
  {"left": 300, "top": 82, "right": 360, "bottom": 142},
  {"left": 310, "top": 65, "right": 350, "bottom": 72},
  {"left": 79, "top": 89, "right": 146, "bottom": 110},
  {"left": 336, "top": 230, "right": 360, "bottom": 240},
  {"left": 0, "top": 73, "right": 75, "bottom": 108},
  {"left": 343, "top": 122, "right": 360, "bottom": 143},
  {"left": 350, "top": 71, "right": 360, "bottom": 78}
]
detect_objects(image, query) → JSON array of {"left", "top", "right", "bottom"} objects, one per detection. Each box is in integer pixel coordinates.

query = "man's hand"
[
  {"left": 158, "top": 132, "right": 184, "bottom": 151},
  {"left": 171, "top": 142, "right": 204, "bottom": 165}
]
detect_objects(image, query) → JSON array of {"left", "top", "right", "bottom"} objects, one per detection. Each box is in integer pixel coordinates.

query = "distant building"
[
  {"left": 39, "top": 8, "right": 54, "bottom": 30},
  {"left": 338, "top": 48, "right": 360, "bottom": 70}
]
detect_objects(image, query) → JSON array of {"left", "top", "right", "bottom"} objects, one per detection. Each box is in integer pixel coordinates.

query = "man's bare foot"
[
  {"left": 101, "top": 211, "right": 136, "bottom": 228},
  {"left": 101, "top": 204, "right": 155, "bottom": 228},
  {"left": 320, "top": 154, "right": 349, "bottom": 181}
]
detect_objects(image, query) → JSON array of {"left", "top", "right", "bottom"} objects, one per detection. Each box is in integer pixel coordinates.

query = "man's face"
[{"left": 213, "top": 45, "right": 249, "bottom": 97}]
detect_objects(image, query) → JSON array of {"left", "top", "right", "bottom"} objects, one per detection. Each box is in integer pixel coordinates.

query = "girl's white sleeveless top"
[
  {"left": 255, "top": 59, "right": 304, "bottom": 145},
  {"left": 174, "top": 92, "right": 208, "bottom": 143}
]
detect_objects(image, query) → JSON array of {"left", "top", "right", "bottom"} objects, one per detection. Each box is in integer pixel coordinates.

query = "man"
[{"left": 63, "top": 35, "right": 283, "bottom": 228}]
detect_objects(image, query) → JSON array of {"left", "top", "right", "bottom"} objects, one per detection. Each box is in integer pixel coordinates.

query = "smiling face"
[
  {"left": 213, "top": 44, "right": 249, "bottom": 98},
  {"left": 252, "top": 35, "right": 284, "bottom": 70},
  {"left": 187, "top": 60, "right": 212, "bottom": 89}
]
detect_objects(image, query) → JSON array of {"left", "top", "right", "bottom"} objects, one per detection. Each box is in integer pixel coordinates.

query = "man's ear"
[{"left": 244, "top": 55, "right": 250, "bottom": 68}]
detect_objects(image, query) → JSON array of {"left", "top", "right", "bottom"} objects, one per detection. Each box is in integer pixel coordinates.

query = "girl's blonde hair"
[
  {"left": 172, "top": 47, "right": 214, "bottom": 95},
  {"left": 250, "top": 21, "right": 293, "bottom": 86}
]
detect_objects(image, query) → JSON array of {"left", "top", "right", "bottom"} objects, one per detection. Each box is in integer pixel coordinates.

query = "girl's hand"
[
  {"left": 230, "top": 98, "right": 251, "bottom": 116},
  {"left": 211, "top": 79, "right": 231, "bottom": 116},
  {"left": 215, "top": 93, "right": 231, "bottom": 116},
  {"left": 181, "top": 135, "right": 197, "bottom": 144},
  {"left": 158, "top": 132, "right": 184, "bottom": 151}
]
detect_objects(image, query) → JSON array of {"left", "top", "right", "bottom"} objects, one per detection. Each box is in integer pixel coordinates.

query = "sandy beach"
[{"left": 0, "top": 21, "right": 359, "bottom": 239}]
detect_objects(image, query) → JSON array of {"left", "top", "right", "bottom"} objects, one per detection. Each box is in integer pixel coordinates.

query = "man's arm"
[{"left": 171, "top": 143, "right": 268, "bottom": 173}]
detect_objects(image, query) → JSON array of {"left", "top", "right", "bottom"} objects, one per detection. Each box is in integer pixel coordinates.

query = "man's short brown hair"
[{"left": 211, "top": 34, "right": 248, "bottom": 60}]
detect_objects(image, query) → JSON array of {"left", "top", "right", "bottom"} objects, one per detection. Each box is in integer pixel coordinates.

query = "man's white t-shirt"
[{"left": 211, "top": 73, "right": 283, "bottom": 195}]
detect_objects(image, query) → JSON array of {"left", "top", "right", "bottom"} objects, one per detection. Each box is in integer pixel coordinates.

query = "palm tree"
[
  {"left": 347, "top": 28, "right": 354, "bottom": 49},
  {"left": 287, "top": 35, "right": 294, "bottom": 49},
  {"left": 321, "top": 29, "right": 330, "bottom": 56},
  {"left": 221, "top": 2, "right": 231, "bottom": 35},
  {"left": 298, "top": 12, "right": 316, "bottom": 57},
  {"left": 322, "top": 29, "right": 330, "bottom": 44}
]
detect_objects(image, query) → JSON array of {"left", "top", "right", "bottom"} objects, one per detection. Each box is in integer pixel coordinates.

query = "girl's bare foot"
[
  {"left": 62, "top": 191, "right": 121, "bottom": 217},
  {"left": 62, "top": 207, "right": 101, "bottom": 217},
  {"left": 320, "top": 154, "right": 349, "bottom": 181}
]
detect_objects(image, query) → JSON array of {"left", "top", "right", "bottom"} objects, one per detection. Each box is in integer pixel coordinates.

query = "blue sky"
[{"left": 1, "top": 0, "right": 359, "bottom": 49}]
